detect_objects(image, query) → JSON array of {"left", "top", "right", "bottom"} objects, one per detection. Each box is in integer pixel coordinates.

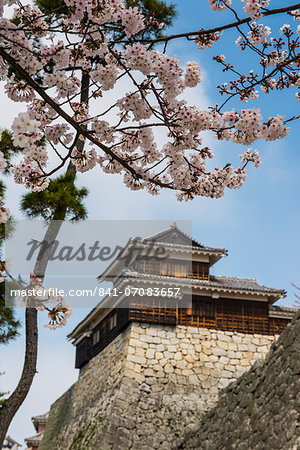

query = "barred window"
[{"left": 192, "top": 298, "right": 216, "bottom": 319}]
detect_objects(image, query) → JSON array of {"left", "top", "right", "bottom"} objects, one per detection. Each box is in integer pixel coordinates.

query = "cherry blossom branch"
[{"left": 126, "top": 3, "right": 300, "bottom": 44}]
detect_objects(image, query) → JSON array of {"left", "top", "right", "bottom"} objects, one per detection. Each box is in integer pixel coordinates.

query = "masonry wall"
[
  {"left": 179, "top": 311, "right": 300, "bottom": 450},
  {"left": 40, "top": 323, "right": 278, "bottom": 450}
]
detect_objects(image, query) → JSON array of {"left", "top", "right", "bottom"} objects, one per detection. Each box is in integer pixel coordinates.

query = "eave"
[{"left": 68, "top": 273, "right": 286, "bottom": 344}]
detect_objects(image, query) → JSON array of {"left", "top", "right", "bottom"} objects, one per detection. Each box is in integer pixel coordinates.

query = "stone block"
[
  {"left": 189, "top": 375, "right": 200, "bottom": 385},
  {"left": 166, "top": 332, "right": 176, "bottom": 339},
  {"left": 164, "top": 363, "right": 174, "bottom": 373},
  {"left": 228, "top": 343, "right": 238, "bottom": 351},
  {"left": 167, "top": 345, "right": 177, "bottom": 352},
  {"left": 243, "top": 351, "right": 253, "bottom": 360},
  {"left": 187, "top": 326, "right": 199, "bottom": 334},
  {"left": 212, "top": 347, "right": 227, "bottom": 357},
  {"left": 218, "top": 341, "right": 229, "bottom": 350},
  {"left": 215, "top": 362, "right": 225, "bottom": 371},
  {"left": 135, "top": 347, "right": 145, "bottom": 357},
  {"left": 238, "top": 343, "right": 249, "bottom": 351},
  {"left": 134, "top": 364, "right": 141, "bottom": 373},
  {"left": 156, "top": 371, "right": 165, "bottom": 378},
  {"left": 148, "top": 359, "right": 158, "bottom": 365},
  {"left": 174, "top": 352, "right": 182, "bottom": 360},
  {"left": 217, "top": 333, "right": 231, "bottom": 342},
  {"left": 157, "top": 330, "right": 166, "bottom": 338},
  {"left": 146, "top": 328, "right": 158, "bottom": 337},
  {"left": 140, "top": 335, "right": 157, "bottom": 344},
  {"left": 127, "top": 354, "right": 147, "bottom": 365},
  {"left": 219, "top": 377, "right": 231, "bottom": 388},
  {"left": 146, "top": 349, "right": 155, "bottom": 359},
  {"left": 176, "top": 359, "right": 188, "bottom": 369},
  {"left": 240, "top": 358, "right": 251, "bottom": 366},
  {"left": 221, "top": 370, "right": 232, "bottom": 378},
  {"left": 177, "top": 332, "right": 185, "bottom": 338},
  {"left": 180, "top": 343, "right": 190, "bottom": 349},
  {"left": 185, "top": 354, "right": 195, "bottom": 363},
  {"left": 209, "top": 355, "right": 219, "bottom": 363},
  {"left": 129, "top": 338, "right": 144, "bottom": 348},
  {"left": 219, "top": 356, "right": 230, "bottom": 364}
]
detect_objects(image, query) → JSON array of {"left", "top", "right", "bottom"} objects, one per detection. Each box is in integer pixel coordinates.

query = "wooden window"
[
  {"left": 92, "top": 329, "right": 100, "bottom": 345},
  {"left": 75, "top": 337, "right": 91, "bottom": 369},
  {"left": 192, "top": 297, "right": 216, "bottom": 320},
  {"left": 192, "top": 261, "right": 209, "bottom": 279},
  {"left": 137, "top": 258, "right": 209, "bottom": 279},
  {"left": 92, "top": 311, "right": 117, "bottom": 347},
  {"left": 109, "top": 312, "right": 117, "bottom": 330}
]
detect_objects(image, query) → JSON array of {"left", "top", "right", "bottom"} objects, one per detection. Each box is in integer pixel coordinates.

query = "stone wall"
[
  {"left": 179, "top": 311, "right": 300, "bottom": 450},
  {"left": 40, "top": 323, "right": 278, "bottom": 450}
]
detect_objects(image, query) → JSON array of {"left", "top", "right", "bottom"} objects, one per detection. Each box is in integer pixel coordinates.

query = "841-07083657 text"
[{"left": 98, "top": 287, "right": 182, "bottom": 298}]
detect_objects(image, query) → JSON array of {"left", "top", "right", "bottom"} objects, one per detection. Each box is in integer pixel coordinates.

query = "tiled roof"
[
  {"left": 24, "top": 431, "right": 44, "bottom": 444},
  {"left": 32, "top": 413, "right": 48, "bottom": 422},
  {"left": 270, "top": 305, "right": 298, "bottom": 312},
  {"left": 209, "top": 275, "right": 285, "bottom": 294},
  {"left": 269, "top": 304, "right": 298, "bottom": 318},
  {"left": 144, "top": 224, "right": 227, "bottom": 254},
  {"left": 3, "top": 436, "right": 21, "bottom": 447},
  {"left": 119, "top": 270, "right": 286, "bottom": 296}
]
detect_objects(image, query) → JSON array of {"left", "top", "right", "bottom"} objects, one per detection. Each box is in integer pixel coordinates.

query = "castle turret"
[
  {"left": 68, "top": 224, "right": 292, "bottom": 370},
  {"left": 40, "top": 225, "right": 296, "bottom": 450}
]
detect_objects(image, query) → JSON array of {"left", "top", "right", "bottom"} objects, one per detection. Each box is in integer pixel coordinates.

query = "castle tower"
[{"left": 40, "top": 225, "right": 295, "bottom": 450}]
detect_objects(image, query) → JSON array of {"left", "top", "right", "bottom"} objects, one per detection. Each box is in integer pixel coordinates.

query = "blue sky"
[{"left": 1, "top": 1, "right": 300, "bottom": 446}]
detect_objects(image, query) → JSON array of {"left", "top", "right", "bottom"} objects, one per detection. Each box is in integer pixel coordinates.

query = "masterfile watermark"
[
  {"left": 26, "top": 237, "right": 168, "bottom": 264},
  {"left": 5, "top": 220, "right": 193, "bottom": 308},
  {"left": 10, "top": 286, "right": 183, "bottom": 299}
]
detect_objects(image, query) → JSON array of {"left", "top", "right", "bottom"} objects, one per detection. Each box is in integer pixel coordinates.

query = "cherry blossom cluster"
[
  {"left": 194, "top": 29, "right": 221, "bottom": 49},
  {"left": 207, "top": 0, "right": 270, "bottom": 19},
  {"left": 291, "top": 10, "right": 300, "bottom": 21},
  {"left": 0, "top": 0, "right": 297, "bottom": 204},
  {"left": 0, "top": 261, "right": 5, "bottom": 283},
  {"left": 241, "top": 0, "right": 270, "bottom": 20},
  {"left": 218, "top": 108, "right": 289, "bottom": 144},
  {"left": 0, "top": 150, "right": 7, "bottom": 172},
  {"left": 10, "top": 113, "right": 49, "bottom": 191},
  {"left": 71, "top": 147, "right": 97, "bottom": 173},
  {"left": 0, "top": 199, "right": 10, "bottom": 223},
  {"left": 148, "top": 13, "right": 164, "bottom": 29},
  {"left": 247, "top": 22, "right": 271, "bottom": 45},
  {"left": 217, "top": 12, "right": 300, "bottom": 106},
  {"left": 208, "top": 0, "right": 232, "bottom": 12},
  {"left": 43, "top": 299, "right": 72, "bottom": 330},
  {"left": 240, "top": 148, "right": 262, "bottom": 168},
  {"left": 15, "top": 273, "right": 72, "bottom": 329}
]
